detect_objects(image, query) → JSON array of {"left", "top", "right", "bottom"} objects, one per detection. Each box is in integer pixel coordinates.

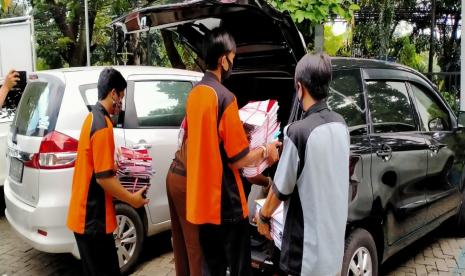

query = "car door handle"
[
  {"left": 376, "top": 144, "right": 392, "bottom": 161},
  {"left": 131, "top": 143, "right": 152, "bottom": 149},
  {"left": 429, "top": 144, "right": 439, "bottom": 155}
]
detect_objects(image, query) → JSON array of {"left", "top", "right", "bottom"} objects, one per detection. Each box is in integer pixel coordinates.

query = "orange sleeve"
[
  {"left": 91, "top": 128, "right": 115, "bottom": 178},
  {"left": 219, "top": 98, "right": 250, "bottom": 163}
]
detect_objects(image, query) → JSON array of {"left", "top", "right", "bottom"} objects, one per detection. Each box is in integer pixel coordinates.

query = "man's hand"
[
  {"left": 130, "top": 186, "right": 150, "bottom": 208},
  {"left": 255, "top": 212, "right": 272, "bottom": 240},
  {"left": 3, "top": 70, "right": 20, "bottom": 91},
  {"left": 266, "top": 140, "right": 282, "bottom": 165}
]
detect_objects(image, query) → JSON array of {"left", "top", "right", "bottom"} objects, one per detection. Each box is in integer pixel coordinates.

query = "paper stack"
[
  {"left": 117, "top": 147, "right": 154, "bottom": 196},
  {"left": 255, "top": 199, "right": 284, "bottom": 249},
  {"left": 239, "top": 100, "right": 280, "bottom": 177}
]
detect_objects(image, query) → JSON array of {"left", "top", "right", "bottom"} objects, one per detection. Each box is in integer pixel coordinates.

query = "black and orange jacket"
[
  {"left": 67, "top": 103, "right": 117, "bottom": 234},
  {"left": 186, "top": 71, "right": 250, "bottom": 225}
]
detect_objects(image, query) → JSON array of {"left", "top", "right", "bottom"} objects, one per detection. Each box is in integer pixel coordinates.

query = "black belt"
[{"left": 169, "top": 160, "right": 186, "bottom": 177}]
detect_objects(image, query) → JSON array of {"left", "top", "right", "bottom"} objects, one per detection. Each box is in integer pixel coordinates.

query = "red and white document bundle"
[
  {"left": 116, "top": 147, "right": 154, "bottom": 195},
  {"left": 255, "top": 199, "right": 284, "bottom": 249},
  {"left": 239, "top": 100, "right": 280, "bottom": 177}
]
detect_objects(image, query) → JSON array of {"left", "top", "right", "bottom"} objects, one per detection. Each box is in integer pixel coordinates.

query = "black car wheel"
[
  {"left": 114, "top": 203, "right": 145, "bottom": 275},
  {"left": 341, "top": 229, "right": 378, "bottom": 276}
]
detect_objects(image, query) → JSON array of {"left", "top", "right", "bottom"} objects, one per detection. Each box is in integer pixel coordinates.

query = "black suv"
[
  {"left": 114, "top": 1, "right": 465, "bottom": 275},
  {"left": 250, "top": 58, "right": 465, "bottom": 275}
]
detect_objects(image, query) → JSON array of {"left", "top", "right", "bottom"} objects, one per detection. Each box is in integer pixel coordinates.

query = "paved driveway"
[{"left": 1, "top": 190, "right": 465, "bottom": 276}]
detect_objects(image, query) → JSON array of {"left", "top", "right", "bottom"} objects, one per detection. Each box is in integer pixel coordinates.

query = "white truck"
[
  {"left": 0, "top": 15, "right": 36, "bottom": 78},
  {"left": 0, "top": 15, "right": 36, "bottom": 187}
]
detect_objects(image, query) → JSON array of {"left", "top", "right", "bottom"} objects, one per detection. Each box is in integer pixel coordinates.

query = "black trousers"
[
  {"left": 198, "top": 218, "right": 252, "bottom": 276},
  {"left": 74, "top": 232, "right": 121, "bottom": 276}
]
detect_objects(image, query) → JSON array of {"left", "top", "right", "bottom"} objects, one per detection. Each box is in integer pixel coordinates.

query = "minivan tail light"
[{"left": 24, "top": 131, "right": 78, "bottom": 169}]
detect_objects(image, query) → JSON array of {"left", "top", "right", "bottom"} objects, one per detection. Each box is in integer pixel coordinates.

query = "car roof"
[
  {"left": 331, "top": 57, "right": 416, "bottom": 72},
  {"left": 37, "top": 66, "right": 204, "bottom": 80}
]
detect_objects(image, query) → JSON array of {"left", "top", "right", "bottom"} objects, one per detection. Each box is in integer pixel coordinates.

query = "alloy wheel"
[
  {"left": 347, "top": 246, "right": 373, "bottom": 276},
  {"left": 114, "top": 214, "right": 137, "bottom": 268}
]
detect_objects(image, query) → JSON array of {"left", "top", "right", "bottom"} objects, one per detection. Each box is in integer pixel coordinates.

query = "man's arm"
[
  {"left": 0, "top": 70, "right": 19, "bottom": 107},
  {"left": 218, "top": 98, "right": 281, "bottom": 169},
  {"left": 255, "top": 129, "right": 300, "bottom": 239},
  {"left": 247, "top": 174, "right": 271, "bottom": 187},
  {"left": 231, "top": 140, "right": 281, "bottom": 170},
  {"left": 92, "top": 127, "right": 148, "bottom": 209},
  {"left": 256, "top": 186, "right": 282, "bottom": 240},
  {"left": 96, "top": 177, "right": 148, "bottom": 208}
]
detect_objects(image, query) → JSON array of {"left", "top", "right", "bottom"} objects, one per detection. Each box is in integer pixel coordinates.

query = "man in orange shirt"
[
  {"left": 186, "top": 28, "right": 281, "bottom": 276},
  {"left": 67, "top": 68, "right": 148, "bottom": 276}
]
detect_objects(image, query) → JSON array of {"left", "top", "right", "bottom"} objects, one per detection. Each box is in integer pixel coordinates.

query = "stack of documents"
[
  {"left": 255, "top": 198, "right": 284, "bottom": 249},
  {"left": 117, "top": 147, "right": 154, "bottom": 195},
  {"left": 239, "top": 100, "right": 280, "bottom": 177}
]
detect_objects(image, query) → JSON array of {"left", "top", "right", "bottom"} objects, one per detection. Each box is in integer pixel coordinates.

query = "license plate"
[{"left": 9, "top": 157, "right": 24, "bottom": 183}]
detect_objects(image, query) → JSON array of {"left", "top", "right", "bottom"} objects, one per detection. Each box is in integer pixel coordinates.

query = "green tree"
[
  {"left": 1, "top": 0, "right": 12, "bottom": 12},
  {"left": 0, "top": 0, "right": 28, "bottom": 18},
  {"left": 32, "top": 0, "right": 152, "bottom": 68},
  {"left": 398, "top": 37, "right": 427, "bottom": 73},
  {"left": 324, "top": 24, "right": 352, "bottom": 56},
  {"left": 269, "top": 0, "right": 359, "bottom": 50}
]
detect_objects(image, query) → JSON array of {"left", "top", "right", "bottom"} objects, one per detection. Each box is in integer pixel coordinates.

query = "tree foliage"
[
  {"left": 270, "top": 0, "right": 360, "bottom": 24},
  {"left": 31, "top": 0, "right": 153, "bottom": 68},
  {"left": 353, "top": 0, "right": 460, "bottom": 74},
  {"left": 270, "top": 0, "right": 359, "bottom": 49},
  {"left": 398, "top": 37, "right": 427, "bottom": 73},
  {"left": 324, "top": 24, "right": 352, "bottom": 56}
]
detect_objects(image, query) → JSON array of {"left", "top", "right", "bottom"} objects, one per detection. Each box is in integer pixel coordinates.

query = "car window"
[
  {"left": 328, "top": 69, "right": 367, "bottom": 136},
  {"left": 13, "top": 75, "right": 65, "bottom": 137},
  {"left": 410, "top": 83, "right": 451, "bottom": 131},
  {"left": 133, "top": 80, "right": 192, "bottom": 127},
  {"left": 83, "top": 88, "right": 98, "bottom": 106},
  {"left": 366, "top": 81, "right": 417, "bottom": 133}
]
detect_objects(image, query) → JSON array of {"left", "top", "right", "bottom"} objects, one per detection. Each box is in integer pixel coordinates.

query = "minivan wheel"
[
  {"left": 341, "top": 229, "right": 378, "bottom": 276},
  {"left": 114, "top": 203, "right": 145, "bottom": 275}
]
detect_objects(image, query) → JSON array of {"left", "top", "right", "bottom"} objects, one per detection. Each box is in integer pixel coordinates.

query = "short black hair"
[
  {"left": 203, "top": 28, "right": 236, "bottom": 70},
  {"left": 295, "top": 53, "right": 332, "bottom": 101},
  {"left": 98, "top": 68, "right": 127, "bottom": 100}
]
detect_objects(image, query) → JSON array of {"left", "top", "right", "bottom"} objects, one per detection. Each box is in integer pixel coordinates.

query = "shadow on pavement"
[
  {"left": 138, "top": 230, "right": 173, "bottom": 262},
  {"left": 380, "top": 221, "right": 464, "bottom": 275}
]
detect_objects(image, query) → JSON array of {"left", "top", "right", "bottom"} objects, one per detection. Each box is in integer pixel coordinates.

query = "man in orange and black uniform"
[
  {"left": 186, "top": 28, "right": 281, "bottom": 276},
  {"left": 67, "top": 68, "right": 148, "bottom": 276}
]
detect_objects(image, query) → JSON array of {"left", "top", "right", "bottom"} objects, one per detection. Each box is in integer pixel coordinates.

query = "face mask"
[
  {"left": 221, "top": 56, "right": 233, "bottom": 81},
  {"left": 112, "top": 94, "right": 123, "bottom": 116}
]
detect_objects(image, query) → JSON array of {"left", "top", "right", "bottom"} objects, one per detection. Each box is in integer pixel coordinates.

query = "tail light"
[{"left": 24, "top": 131, "right": 78, "bottom": 169}]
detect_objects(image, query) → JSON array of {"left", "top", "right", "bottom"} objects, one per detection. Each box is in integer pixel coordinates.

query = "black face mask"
[{"left": 221, "top": 56, "right": 233, "bottom": 82}]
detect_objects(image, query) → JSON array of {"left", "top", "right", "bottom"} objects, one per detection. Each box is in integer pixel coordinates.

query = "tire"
[
  {"left": 341, "top": 228, "right": 378, "bottom": 276},
  {"left": 114, "top": 203, "right": 145, "bottom": 275}
]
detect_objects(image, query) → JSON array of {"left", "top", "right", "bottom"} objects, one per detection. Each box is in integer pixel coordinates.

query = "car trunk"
[
  {"left": 7, "top": 74, "right": 66, "bottom": 207},
  {"left": 113, "top": 0, "right": 305, "bottom": 270},
  {"left": 112, "top": 0, "right": 305, "bottom": 127}
]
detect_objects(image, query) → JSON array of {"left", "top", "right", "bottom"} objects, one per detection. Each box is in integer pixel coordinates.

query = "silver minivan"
[{"left": 4, "top": 66, "right": 202, "bottom": 273}]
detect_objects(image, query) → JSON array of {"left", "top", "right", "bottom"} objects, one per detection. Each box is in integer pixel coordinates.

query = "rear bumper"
[{"left": 4, "top": 178, "right": 79, "bottom": 258}]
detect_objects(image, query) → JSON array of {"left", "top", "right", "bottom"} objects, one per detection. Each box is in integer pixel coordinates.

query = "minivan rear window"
[{"left": 13, "top": 75, "right": 65, "bottom": 137}]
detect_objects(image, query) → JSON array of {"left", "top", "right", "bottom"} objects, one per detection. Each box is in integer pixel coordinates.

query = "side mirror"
[
  {"left": 428, "top": 117, "right": 445, "bottom": 131},
  {"left": 458, "top": 111, "right": 465, "bottom": 128}
]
